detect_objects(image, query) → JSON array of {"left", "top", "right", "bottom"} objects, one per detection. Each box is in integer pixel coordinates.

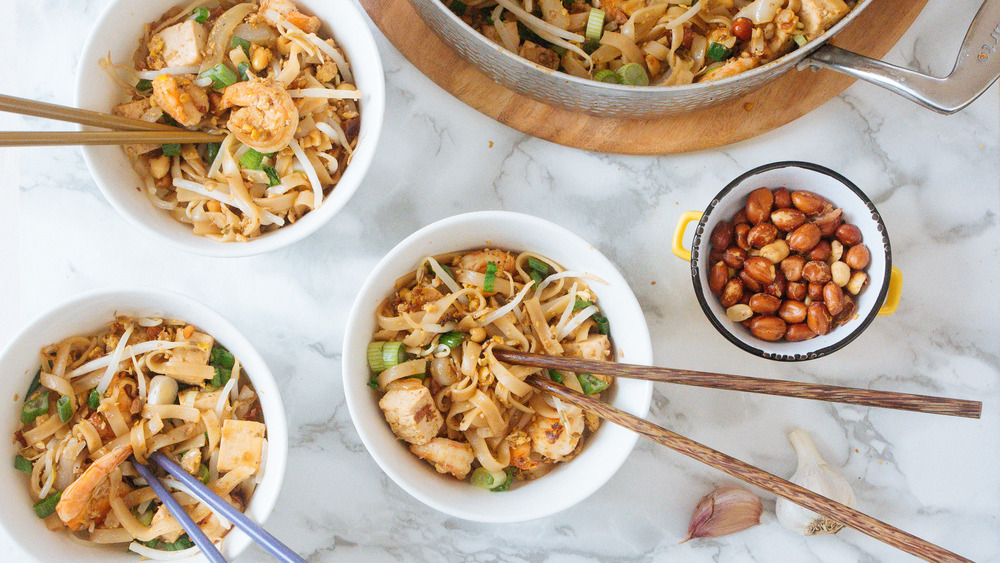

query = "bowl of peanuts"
[{"left": 672, "top": 161, "right": 903, "bottom": 361}]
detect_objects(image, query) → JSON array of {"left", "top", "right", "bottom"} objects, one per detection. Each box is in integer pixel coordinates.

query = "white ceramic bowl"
[
  {"left": 0, "top": 288, "right": 288, "bottom": 561},
  {"left": 76, "top": 0, "right": 385, "bottom": 257},
  {"left": 673, "top": 161, "right": 903, "bottom": 361},
  {"left": 342, "top": 211, "right": 653, "bottom": 522}
]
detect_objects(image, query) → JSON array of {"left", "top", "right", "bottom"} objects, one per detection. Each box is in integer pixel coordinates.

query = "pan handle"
[{"left": 798, "top": 0, "right": 1000, "bottom": 114}]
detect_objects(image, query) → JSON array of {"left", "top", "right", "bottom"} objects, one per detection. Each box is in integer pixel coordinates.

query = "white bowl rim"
[
  {"left": 0, "top": 287, "right": 289, "bottom": 561},
  {"left": 341, "top": 210, "right": 654, "bottom": 522},
  {"left": 74, "top": 0, "right": 386, "bottom": 258}
]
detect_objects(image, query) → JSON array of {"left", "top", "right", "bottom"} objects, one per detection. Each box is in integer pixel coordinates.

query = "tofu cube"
[
  {"left": 217, "top": 419, "right": 265, "bottom": 473},
  {"left": 112, "top": 99, "right": 158, "bottom": 157},
  {"left": 378, "top": 379, "right": 443, "bottom": 446},
  {"left": 152, "top": 20, "right": 207, "bottom": 67},
  {"left": 800, "top": 0, "right": 850, "bottom": 39}
]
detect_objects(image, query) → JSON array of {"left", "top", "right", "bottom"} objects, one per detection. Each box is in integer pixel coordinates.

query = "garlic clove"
[
  {"left": 776, "top": 428, "right": 858, "bottom": 536},
  {"left": 683, "top": 485, "right": 763, "bottom": 542}
]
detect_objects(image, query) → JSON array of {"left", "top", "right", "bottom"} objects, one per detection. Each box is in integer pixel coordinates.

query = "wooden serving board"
[{"left": 360, "top": 0, "right": 927, "bottom": 155}]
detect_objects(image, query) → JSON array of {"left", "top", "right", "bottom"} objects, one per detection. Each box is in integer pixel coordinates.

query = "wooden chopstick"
[
  {"left": 0, "top": 131, "right": 226, "bottom": 147},
  {"left": 528, "top": 375, "right": 971, "bottom": 563},
  {"left": 0, "top": 94, "right": 179, "bottom": 132},
  {"left": 494, "top": 350, "right": 982, "bottom": 419}
]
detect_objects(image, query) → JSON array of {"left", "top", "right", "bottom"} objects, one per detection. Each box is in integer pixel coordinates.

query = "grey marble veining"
[{"left": 3, "top": 0, "right": 999, "bottom": 560}]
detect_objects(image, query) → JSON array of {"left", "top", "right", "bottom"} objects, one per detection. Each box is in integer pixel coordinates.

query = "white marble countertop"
[{"left": 3, "top": 0, "right": 998, "bottom": 561}]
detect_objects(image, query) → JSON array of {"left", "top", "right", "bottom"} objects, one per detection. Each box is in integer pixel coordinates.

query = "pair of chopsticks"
[
  {"left": 0, "top": 94, "right": 225, "bottom": 146},
  {"left": 494, "top": 349, "right": 980, "bottom": 562},
  {"left": 130, "top": 451, "right": 305, "bottom": 563}
]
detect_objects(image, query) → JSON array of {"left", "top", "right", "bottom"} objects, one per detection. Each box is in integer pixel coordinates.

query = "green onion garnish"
[
  {"left": 491, "top": 467, "right": 515, "bottom": 491},
  {"left": 582, "top": 39, "right": 601, "bottom": 54},
  {"left": 88, "top": 389, "right": 100, "bottom": 410},
  {"left": 594, "top": 315, "right": 610, "bottom": 335},
  {"left": 574, "top": 298, "right": 593, "bottom": 311},
  {"left": 56, "top": 395, "right": 73, "bottom": 423},
  {"left": 381, "top": 342, "right": 407, "bottom": 370},
  {"left": 263, "top": 165, "right": 282, "bottom": 187},
  {"left": 21, "top": 391, "right": 49, "bottom": 425},
  {"left": 134, "top": 506, "right": 154, "bottom": 526},
  {"left": 237, "top": 61, "right": 250, "bottom": 82},
  {"left": 527, "top": 257, "right": 549, "bottom": 276},
  {"left": 483, "top": 261, "right": 498, "bottom": 293},
  {"left": 209, "top": 345, "right": 235, "bottom": 369},
  {"left": 230, "top": 36, "right": 252, "bottom": 58},
  {"left": 448, "top": 0, "right": 467, "bottom": 16},
  {"left": 161, "top": 535, "right": 195, "bottom": 551},
  {"left": 617, "top": 63, "right": 649, "bottom": 86},
  {"left": 367, "top": 341, "right": 386, "bottom": 373},
  {"left": 196, "top": 464, "right": 210, "bottom": 484},
  {"left": 205, "top": 142, "right": 221, "bottom": 164},
  {"left": 211, "top": 366, "right": 231, "bottom": 388},
  {"left": 161, "top": 143, "right": 181, "bottom": 157},
  {"left": 135, "top": 78, "right": 153, "bottom": 92},
  {"left": 191, "top": 6, "right": 210, "bottom": 23},
  {"left": 240, "top": 148, "right": 265, "bottom": 170},
  {"left": 26, "top": 369, "right": 42, "bottom": 399},
  {"left": 548, "top": 369, "right": 564, "bottom": 384},
  {"left": 578, "top": 373, "right": 609, "bottom": 395},
  {"left": 793, "top": 33, "right": 808, "bottom": 47},
  {"left": 198, "top": 63, "right": 238, "bottom": 89},
  {"left": 706, "top": 42, "right": 732, "bottom": 62},
  {"left": 13, "top": 455, "right": 32, "bottom": 473},
  {"left": 438, "top": 332, "right": 464, "bottom": 351},
  {"left": 33, "top": 491, "right": 61, "bottom": 519},
  {"left": 593, "top": 69, "right": 622, "bottom": 84},
  {"left": 585, "top": 8, "right": 605, "bottom": 41},
  {"left": 470, "top": 467, "right": 505, "bottom": 490}
]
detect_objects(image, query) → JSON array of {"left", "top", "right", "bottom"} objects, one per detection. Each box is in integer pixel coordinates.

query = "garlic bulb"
[
  {"left": 776, "top": 428, "right": 857, "bottom": 535},
  {"left": 683, "top": 486, "right": 763, "bottom": 542}
]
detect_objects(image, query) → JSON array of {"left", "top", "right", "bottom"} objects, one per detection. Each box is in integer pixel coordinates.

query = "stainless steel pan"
[{"left": 408, "top": 0, "right": 1000, "bottom": 116}]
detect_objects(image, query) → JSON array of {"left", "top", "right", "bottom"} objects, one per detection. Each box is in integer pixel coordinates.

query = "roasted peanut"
[
  {"left": 808, "top": 240, "right": 831, "bottom": 262},
  {"left": 786, "top": 223, "right": 822, "bottom": 253},
  {"left": 829, "top": 240, "right": 844, "bottom": 263},
  {"left": 734, "top": 224, "right": 751, "bottom": 251},
  {"left": 747, "top": 223, "right": 778, "bottom": 248},
  {"left": 750, "top": 293, "right": 782, "bottom": 315},
  {"left": 808, "top": 282, "right": 824, "bottom": 301},
  {"left": 823, "top": 282, "right": 846, "bottom": 316},
  {"left": 812, "top": 205, "right": 843, "bottom": 237},
  {"left": 743, "top": 256, "right": 776, "bottom": 285},
  {"left": 806, "top": 302, "right": 832, "bottom": 336},
  {"left": 720, "top": 278, "right": 744, "bottom": 307},
  {"left": 835, "top": 223, "right": 863, "bottom": 246},
  {"left": 785, "top": 323, "right": 817, "bottom": 342},
  {"left": 709, "top": 261, "right": 729, "bottom": 295},
  {"left": 746, "top": 188, "right": 774, "bottom": 224},
  {"left": 709, "top": 249, "right": 725, "bottom": 265},
  {"left": 750, "top": 316, "right": 787, "bottom": 341},
  {"left": 149, "top": 155, "right": 171, "bottom": 179},
  {"left": 844, "top": 244, "right": 871, "bottom": 270},
  {"left": 778, "top": 300, "right": 808, "bottom": 324},
  {"left": 739, "top": 270, "right": 763, "bottom": 292},
  {"left": 786, "top": 281, "right": 807, "bottom": 301},
  {"left": 759, "top": 239, "right": 790, "bottom": 265},
  {"left": 804, "top": 296, "right": 812, "bottom": 306},
  {"left": 802, "top": 261, "right": 832, "bottom": 284},
  {"left": 770, "top": 208, "right": 807, "bottom": 231},
  {"left": 710, "top": 221, "right": 733, "bottom": 251},
  {"left": 726, "top": 304, "right": 753, "bottom": 322},
  {"left": 833, "top": 295, "right": 856, "bottom": 326},
  {"left": 845, "top": 270, "right": 869, "bottom": 295},
  {"left": 732, "top": 209, "right": 749, "bottom": 225},
  {"left": 773, "top": 187, "right": 792, "bottom": 209},
  {"left": 790, "top": 190, "right": 826, "bottom": 214},
  {"left": 780, "top": 255, "right": 806, "bottom": 282},
  {"left": 764, "top": 272, "right": 786, "bottom": 299},
  {"left": 722, "top": 247, "right": 747, "bottom": 269},
  {"left": 831, "top": 261, "right": 850, "bottom": 287}
]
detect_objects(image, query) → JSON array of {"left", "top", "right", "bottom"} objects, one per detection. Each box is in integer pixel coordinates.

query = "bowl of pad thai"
[
  {"left": 0, "top": 288, "right": 288, "bottom": 561},
  {"left": 343, "top": 211, "right": 653, "bottom": 522},
  {"left": 77, "top": 0, "right": 385, "bottom": 256}
]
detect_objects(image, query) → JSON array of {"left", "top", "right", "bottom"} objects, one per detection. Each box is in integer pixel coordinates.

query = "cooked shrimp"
[
  {"left": 458, "top": 249, "right": 517, "bottom": 275},
  {"left": 220, "top": 79, "right": 299, "bottom": 153},
  {"left": 55, "top": 444, "right": 132, "bottom": 530},
  {"left": 151, "top": 74, "right": 209, "bottom": 127},
  {"left": 508, "top": 430, "right": 544, "bottom": 470},
  {"left": 409, "top": 438, "right": 475, "bottom": 480},
  {"left": 261, "top": 0, "right": 320, "bottom": 33},
  {"left": 528, "top": 414, "right": 584, "bottom": 461}
]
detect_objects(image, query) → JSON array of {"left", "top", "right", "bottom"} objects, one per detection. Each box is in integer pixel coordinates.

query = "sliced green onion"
[
  {"left": 14, "top": 455, "right": 32, "bottom": 473},
  {"left": 236, "top": 61, "right": 250, "bottom": 82},
  {"left": 56, "top": 395, "right": 73, "bottom": 423},
  {"left": 582, "top": 38, "right": 601, "bottom": 54},
  {"left": 491, "top": 467, "right": 515, "bottom": 491},
  {"left": 33, "top": 491, "right": 61, "bottom": 518},
  {"left": 578, "top": 373, "right": 609, "bottom": 395},
  {"left": 21, "top": 392, "right": 49, "bottom": 425},
  {"left": 263, "top": 165, "right": 282, "bottom": 187},
  {"left": 550, "top": 44, "right": 567, "bottom": 56},
  {"left": 617, "top": 63, "right": 649, "bottom": 86},
  {"left": 586, "top": 8, "right": 605, "bottom": 41},
  {"left": 527, "top": 257, "right": 549, "bottom": 276},
  {"left": 707, "top": 42, "right": 732, "bottom": 62},
  {"left": 593, "top": 69, "right": 622, "bottom": 84},
  {"left": 205, "top": 142, "right": 221, "bottom": 164},
  {"left": 530, "top": 270, "right": 544, "bottom": 285},
  {"left": 574, "top": 298, "right": 593, "bottom": 311},
  {"left": 367, "top": 374, "right": 380, "bottom": 390},
  {"left": 211, "top": 366, "right": 231, "bottom": 388},
  {"left": 367, "top": 342, "right": 386, "bottom": 373},
  {"left": 438, "top": 332, "right": 464, "bottom": 351},
  {"left": 483, "top": 261, "right": 498, "bottom": 293},
  {"left": 196, "top": 464, "right": 210, "bottom": 484},
  {"left": 161, "top": 143, "right": 181, "bottom": 157},
  {"left": 548, "top": 369, "right": 564, "bottom": 384},
  {"left": 793, "top": 33, "right": 808, "bottom": 47},
  {"left": 230, "top": 36, "right": 251, "bottom": 58},
  {"left": 141, "top": 539, "right": 162, "bottom": 549},
  {"left": 209, "top": 345, "right": 235, "bottom": 369},
  {"left": 135, "top": 78, "right": 153, "bottom": 92},
  {"left": 198, "top": 63, "right": 238, "bottom": 89},
  {"left": 135, "top": 506, "right": 154, "bottom": 526},
  {"left": 191, "top": 6, "right": 210, "bottom": 23},
  {"left": 26, "top": 369, "right": 42, "bottom": 399},
  {"left": 381, "top": 342, "right": 407, "bottom": 370},
  {"left": 441, "top": 264, "right": 455, "bottom": 280},
  {"left": 448, "top": 0, "right": 467, "bottom": 16},
  {"left": 594, "top": 315, "right": 610, "bottom": 335},
  {"left": 164, "top": 535, "right": 195, "bottom": 551},
  {"left": 470, "top": 467, "right": 505, "bottom": 489},
  {"left": 240, "top": 148, "right": 264, "bottom": 170},
  {"left": 88, "top": 389, "right": 100, "bottom": 410}
]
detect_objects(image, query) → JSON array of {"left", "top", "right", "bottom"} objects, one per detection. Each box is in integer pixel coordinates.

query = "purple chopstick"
[
  {"left": 130, "top": 455, "right": 227, "bottom": 563},
  {"left": 148, "top": 451, "right": 306, "bottom": 563}
]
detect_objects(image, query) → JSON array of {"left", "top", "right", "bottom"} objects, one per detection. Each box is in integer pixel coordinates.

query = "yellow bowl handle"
[
  {"left": 878, "top": 266, "right": 903, "bottom": 316},
  {"left": 671, "top": 211, "right": 703, "bottom": 262}
]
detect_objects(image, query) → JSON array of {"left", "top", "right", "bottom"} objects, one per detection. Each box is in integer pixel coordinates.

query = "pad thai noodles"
[
  {"left": 13, "top": 316, "right": 266, "bottom": 559},
  {"left": 369, "top": 249, "right": 614, "bottom": 490},
  {"left": 443, "top": 0, "right": 854, "bottom": 85},
  {"left": 105, "top": 0, "right": 360, "bottom": 241}
]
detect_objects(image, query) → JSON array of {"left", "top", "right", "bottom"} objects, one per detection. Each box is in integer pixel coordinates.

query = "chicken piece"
[
  {"left": 562, "top": 334, "right": 612, "bottom": 362},
  {"left": 112, "top": 98, "right": 159, "bottom": 158},
  {"left": 180, "top": 449, "right": 201, "bottom": 475},
  {"left": 528, "top": 414, "right": 584, "bottom": 461},
  {"left": 518, "top": 41, "right": 560, "bottom": 71},
  {"left": 150, "top": 20, "right": 207, "bottom": 68},
  {"left": 409, "top": 437, "right": 475, "bottom": 480},
  {"left": 261, "top": 0, "right": 321, "bottom": 33},
  {"left": 457, "top": 249, "right": 518, "bottom": 275},
  {"left": 700, "top": 55, "right": 760, "bottom": 82},
  {"left": 217, "top": 419, "right": 266, "bottom": 473},
  {"left": 799, "top": 0, "right": 850, "bottom": 40},
  {"left": 152, "top": 74, "right": 209, "bottom": 127},
  {"left": 378, "top": 379, "right": 443, "bottom": 446}
]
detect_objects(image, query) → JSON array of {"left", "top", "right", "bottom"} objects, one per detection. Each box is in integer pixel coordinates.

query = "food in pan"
[
  {"left": 14, "top": 316, "right": 266, "bottom": 558},
  {"left": 708, "top": 187, "right": 871, "bottom": 342},
  {"left": 368, "top": 249, "right": 614, "bottom": 490},
  {"left": 443, "top": 0, "right": 855, "bottom": 85},
  {"left": 104, "top": 0, "right": 360, "bottom": 241}
]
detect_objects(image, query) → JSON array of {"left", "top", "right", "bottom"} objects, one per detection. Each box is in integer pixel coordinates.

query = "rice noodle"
[
  {"left": 478, "top": 281, "right": 536, "bottom": 326},
  {"left": 288, "top": 137, "right": 324, "bottom": 208},
  {"left": 287, "top": 88, "right": 362, "bottom": 100}
]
